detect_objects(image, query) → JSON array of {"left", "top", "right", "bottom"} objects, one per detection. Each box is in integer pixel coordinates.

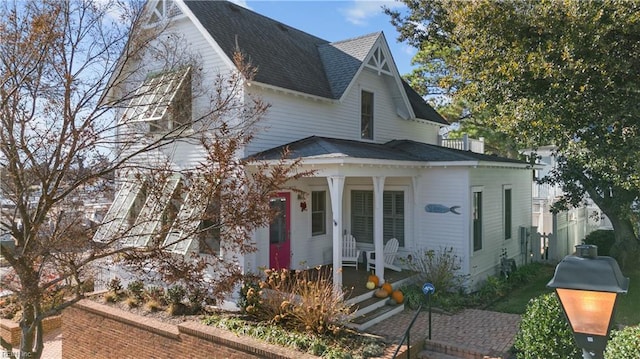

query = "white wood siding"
[
  {"left": 414, "top": 168, "right": 471, "bottom": 275},
  {"left": 245, "top": 68, "right": 441, "bottom": 154},
  {"left": 467, "top": 167, "right": 532, "bottom": 287}
]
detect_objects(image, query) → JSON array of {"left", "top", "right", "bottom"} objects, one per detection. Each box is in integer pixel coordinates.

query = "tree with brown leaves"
[{"left": 0, "top": 1, "right": 304, "bottom": 358}]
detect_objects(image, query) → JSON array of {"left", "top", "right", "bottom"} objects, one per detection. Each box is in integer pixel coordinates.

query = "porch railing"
[{"left": 438, "top": 134, "right": 485, "bottom": 154}]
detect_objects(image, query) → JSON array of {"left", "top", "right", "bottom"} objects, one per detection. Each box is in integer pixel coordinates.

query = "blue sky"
[{"left": 233, "top": 0, "right": 417, "bottom": 76}]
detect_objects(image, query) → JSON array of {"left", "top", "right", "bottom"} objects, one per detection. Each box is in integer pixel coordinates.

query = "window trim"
[
  {"left": 123, "top": 67, "right": 192, "bottom": 133},
  {"left": 360, "top": 90, "right": 374, "bottom": 140},
  {"left": 472, "top": 186, "right": 483, "bottom": 252},
  {"left": 126, "top": 176, "right": 182, "bottom": 248},
  {"left": 311, "top": 190, "right": 326, "bottom": 236},
  {"left": 503, "top": 185, "right": 512, "bottom": 240},
  {"left": 93, "top": 179, "right": 144, "bottom": 243},
  {"left": 163, "top": 189, "right": 208, "bottom": 255},
  {"left": 349, "top": 187, "right": 406, "bottom": 247}
]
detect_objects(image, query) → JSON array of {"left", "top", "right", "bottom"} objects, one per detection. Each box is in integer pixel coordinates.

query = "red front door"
[{"left": 269, "top": 192, "right": 290, "bottom": 269}]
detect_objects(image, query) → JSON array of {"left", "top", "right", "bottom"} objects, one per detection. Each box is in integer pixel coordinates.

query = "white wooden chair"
[
  {"left": 342, "top": 234, "right": 361, "bottom": 270},
  {"left": 366, "top": 238, "right": 401, "bottom": 272}
]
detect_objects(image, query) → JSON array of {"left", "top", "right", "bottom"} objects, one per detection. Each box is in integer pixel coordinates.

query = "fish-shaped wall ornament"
[{"left": 425, "top": 204, "right": 461, "bottom": 215}]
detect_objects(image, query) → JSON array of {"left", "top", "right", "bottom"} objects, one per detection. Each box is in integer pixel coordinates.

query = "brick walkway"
[
  {"left": 42, "top": 327, "right": 62, "bottom": 359},
  {"left": 366, "top": 308, "right": 521, "bottom": 359}
]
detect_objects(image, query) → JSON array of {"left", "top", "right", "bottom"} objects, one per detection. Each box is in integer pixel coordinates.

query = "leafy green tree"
[{"left": 387, "top": 0, "right": 640, "bottom": 268}]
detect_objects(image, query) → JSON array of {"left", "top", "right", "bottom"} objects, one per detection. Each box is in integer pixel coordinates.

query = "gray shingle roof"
[
  {"left": 184, "top": 1, "right": 333, "bottom": 98},
  {"left": 319, "top": 33, "right": 380, "bottom": 98},
  {"left": 183, "top": 1, "right": 448, "bottom": 125},
  {"left": 250, "top": 136, "right": 527, "bottom": 165}
]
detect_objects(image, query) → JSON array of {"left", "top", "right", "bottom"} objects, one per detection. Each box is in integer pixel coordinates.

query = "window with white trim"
[
  {"left": 311, "top": 191, "right": 326, "bottom": 236},
  {"left": 199, "top": 195, "right": 221, "bottom": 255},
  {"left": 361, "top": 90, "right": 374, "bottom": 140},
  {"left": 93, "top": 180, "right": 144, "bottom": 243},
  {"left": 503, "top": 185, "right": 512, "bottom": 240},
  {"left": 124, "top": 176, "right": 182, "bottom": 248},
  {"left": 163, "top": 190, "right": 203, "bottom": 254},
  {"left": 351, "top": 190, "right": 404, "bottom": 246},
  {"left": 123, "top": 67, "right": 191, "bottom": 134},
  {"left": 383, "top": 191, "right": 404, "bottom": 246},
  {"left": 473, "top": 188, "right": 483, "bottom": 252}
]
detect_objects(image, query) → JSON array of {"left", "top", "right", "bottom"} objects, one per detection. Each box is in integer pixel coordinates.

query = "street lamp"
[{"left": 547, "top": 244, "right": 629, "bottom": 359}]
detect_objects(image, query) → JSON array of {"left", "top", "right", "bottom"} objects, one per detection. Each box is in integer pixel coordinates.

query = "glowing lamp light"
[{"left": 547, "top": 245, "right": 629, "bottom": 358}]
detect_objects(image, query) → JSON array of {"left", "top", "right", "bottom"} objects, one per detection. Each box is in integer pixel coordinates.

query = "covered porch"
[
  {"left": 251, "top": 136, "right": 474, "bottom": 293},
  {"left": 302, "top": 265, "right": 417, "bottom": 300}
]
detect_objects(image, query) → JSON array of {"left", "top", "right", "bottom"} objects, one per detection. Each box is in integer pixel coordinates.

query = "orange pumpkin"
[
  {"left": 367, "top": 273, "right": 379, "bottom": 287},
  {"left": 391, "top": 290, "right": 404, "bottom": 304},
  {"left": 374, "top": 288, "right": 388, "bottom": 298},
  {"left": 381, "top": 282, "right": 393, "bottom": 295}
]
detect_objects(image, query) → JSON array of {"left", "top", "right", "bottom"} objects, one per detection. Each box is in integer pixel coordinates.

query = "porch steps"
[{"left": 345, "top": 275, "right": 414, "bottom": 331}]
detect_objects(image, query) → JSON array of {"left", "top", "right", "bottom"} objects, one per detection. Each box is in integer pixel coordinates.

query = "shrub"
[
  {"left": 124, "top": 296, "right": 138, "bottom": 308},
  {"left": 165, "top": 285, "right": 187, "bottom": 316},
  {"left": 583, "top": 230, "right": 615, "bottom": 256},
  {"left": 165, "top": 285, "right": 186, "bottom": 305},
  {"left": 103, "top": 291, "right": 119, "bottom": 303},
  {"left": 143, "top": 286, "right": 166, "bottom": 305},
  {"left": 514, "top": 293, "right": 581, "bottom": 359},
  {"left": 244, "top": 267, "right": 352, "bottom": 335},
  {"left": 605, "top": 325, "right": 640, "bottom": 359},
  {"left": 0, "top": 295, "right": 21, "bottom": 320},
  {"left": 144, "top": 299, "right": 163, "bottom": 312},
  {"left": 107, "top": 277, "right": 122, "bottom": 294},
  {"left": 402, "top": 246, "right": 466, "bottom": 293},
  {"left": 126, "top": 280, "right": 144, "bottom": 301},
  {"left": 80, "top": 277, "right": 95, "bottom": 293},
  {"left": 238, "top": 279, "right": 261, "bottom": 313}
]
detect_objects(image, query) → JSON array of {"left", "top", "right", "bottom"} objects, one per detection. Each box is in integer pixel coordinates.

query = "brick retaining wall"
[
  {"left": 63, "top": 300, "right": 319, "bottom": 359},
  {"left": 0, "top": 315, "right": 61, "bottom": 347}
]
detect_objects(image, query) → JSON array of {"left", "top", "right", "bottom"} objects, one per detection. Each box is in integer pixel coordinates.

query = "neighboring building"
[
  {"left": 97, "top": 0, "right": 533, "bottom": 291},
  {"left": 526, "top": 146, "right": 611, "bottom": 262}
]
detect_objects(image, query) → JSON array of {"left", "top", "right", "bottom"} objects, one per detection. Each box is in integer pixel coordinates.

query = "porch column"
[
  {"left": 327, "top": 176, "right": 345, "bottom": 292},
  {"left": 373, "top": 176, "right": 385, "bottom": 283}
]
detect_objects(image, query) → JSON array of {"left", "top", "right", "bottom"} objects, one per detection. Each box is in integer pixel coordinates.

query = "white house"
[
  {"left": 526, "top": 146, "right": 611, "bottom": 262},
  {"left": 98, "top": 0, "right": 533, "bottom": 291}
]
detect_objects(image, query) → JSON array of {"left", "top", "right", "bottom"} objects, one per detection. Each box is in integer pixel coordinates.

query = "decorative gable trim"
[{"left": 341, "top": 34, "right": 415, "bottom": 120}]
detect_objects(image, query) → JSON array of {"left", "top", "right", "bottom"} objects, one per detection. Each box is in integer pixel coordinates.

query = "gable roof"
[
  {"left": 182, "top": 1, "right": 448, "bottom": 125},
  {"left": 250, "top": 136, "right": 528, "bottom": 166}
]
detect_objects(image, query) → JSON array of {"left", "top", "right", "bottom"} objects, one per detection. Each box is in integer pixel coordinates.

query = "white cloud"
[
  {"left": 402, "top": 44, "right": 416, "bottom": 56},
  {"left": 341, "top": 0, "right": 403, "bottom": 26}
]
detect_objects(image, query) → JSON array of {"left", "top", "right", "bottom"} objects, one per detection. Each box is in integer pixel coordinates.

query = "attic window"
[
  {"left": 123, "top": 67, "right": 192, "bottom": 133},
  {"left": 366, "top": 47, "right": 391, "bottom": 75},
  {"left": 148, "top": 0, "right": 181, "bottom": 23}
]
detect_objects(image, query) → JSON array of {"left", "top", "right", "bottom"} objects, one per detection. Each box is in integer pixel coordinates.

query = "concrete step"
[
  {"left": 417, "top": 350, "right": 465, "bottom": 359},
  {"left": 345, "top": 275, "right": 416, "bottom": 331},
  {"left": 348, "top": 302, "right": 405, "bottom": 331}
]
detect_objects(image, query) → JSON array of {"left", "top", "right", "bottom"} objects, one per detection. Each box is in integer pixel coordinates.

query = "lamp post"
[
  {"left": 547, "top": 244, "right": 629, "bottom": 359},
  {"left": 422, "top": 282, "right": 435, "bottom": 340}
]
